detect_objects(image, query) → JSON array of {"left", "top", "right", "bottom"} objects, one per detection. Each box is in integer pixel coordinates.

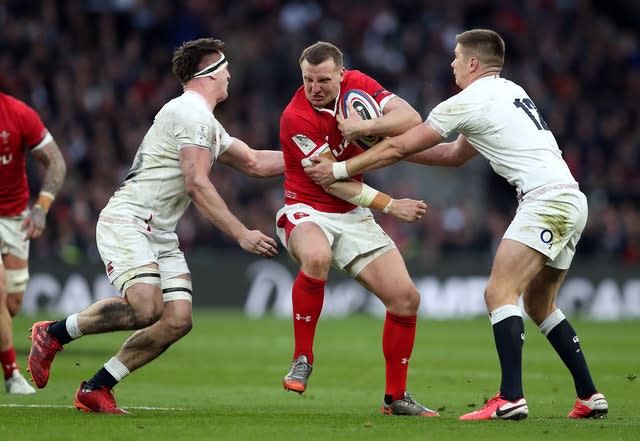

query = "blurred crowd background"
[{"left": 2, "top": 0, "right": 638, "bottom": 266}]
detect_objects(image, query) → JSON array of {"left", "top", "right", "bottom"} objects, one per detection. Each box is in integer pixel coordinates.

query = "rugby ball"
[{"left": 339, "top": 89, "right": 383, "bottom": 149}]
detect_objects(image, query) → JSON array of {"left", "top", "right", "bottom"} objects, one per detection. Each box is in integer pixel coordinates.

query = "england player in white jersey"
[
  {"left": 27, "top": 38, "right": 284, "bottom": 413},
  {"left": 306, "top": 29, "right": 607, "bottom": 421}
]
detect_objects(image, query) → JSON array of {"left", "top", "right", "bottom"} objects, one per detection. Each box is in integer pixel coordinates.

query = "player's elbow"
[
  {"left": 184, "top": 175, "right": 209, "bottom": 200},
  {"left": 56, "top": 157, "right": 67, "bottom": 176},
  {"left": 240, "top": 151, "right": 275, "bottom": 178},
  {"left": 406, "top": 110, "right": 422, "bottom": 128},
  {"left": 243, "top": 158, "right": 262, "bottom": 177},
  {"left": 387, "top": 138, "right": 411, "bottom": 162}
]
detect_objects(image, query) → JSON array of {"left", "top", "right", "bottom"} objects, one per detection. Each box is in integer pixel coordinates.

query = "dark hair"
[
  {"left": 455, "top": 29, "right": 505, "bottom": 70},
  {"left": 172, "top": 38, "right": 225, "bottom": 84},
  {"left": 299, "top": 41, "right": 343, "bottom": 68}
]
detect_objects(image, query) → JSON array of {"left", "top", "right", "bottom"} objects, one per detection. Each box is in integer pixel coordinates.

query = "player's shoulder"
[
  {"left": 343, "top": 69, "right": 372, "bottom": 83},
  {"left": 0, "top": 92, "right": 36, "bottom": 115},
  {"left": 160, "top": 92, "right": 213, "bottom": 121},
  {"left": 342, "top": 70, "right": 391, "bottom": 103},
  {"left": 281, "top": 88, "right": 313, "bottom": 123}
]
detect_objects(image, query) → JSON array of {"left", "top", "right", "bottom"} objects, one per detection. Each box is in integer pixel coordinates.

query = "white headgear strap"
[{"left": 192, "top": 53, "right": 228, "bottom": 79}]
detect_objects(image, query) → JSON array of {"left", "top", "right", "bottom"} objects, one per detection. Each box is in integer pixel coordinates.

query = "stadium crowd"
[{"left": 1, "top": 0, "right": 638, "bottom": 265}]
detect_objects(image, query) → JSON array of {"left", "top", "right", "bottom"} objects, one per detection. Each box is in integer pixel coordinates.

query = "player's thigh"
[
  {"left": 0, "top": 213, "right": 29, "bottom": 261},
  {"left": 523, "top": 265, "right": 568, "bottom": 323},
  {"left": 0, "top": 263, "right": 6, "bottom": 301},
  {"left": 97, "top": 220, "right": 158, "bottom": 285},
  {"left": 356, "top": 248, "right": 418, "bottom": 307},
  {"left": 121, "top": 268, "right": 165, "bottom": 322},
  {"left": 506, "top": 190, "right": 587, "bottom": 269},
  {"left": 1, "top": 252, "right": 27, "bottom": 271},
  {"left": 486, "top": 239, "right": 547, "bottom": 307},
  {"left": 288, "top": 222, "right": 333, "bottom": 277}
]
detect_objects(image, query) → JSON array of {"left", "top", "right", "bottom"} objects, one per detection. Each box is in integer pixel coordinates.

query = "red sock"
[
  {"left": 383, "top": 312, "right": 417, "bottom": 401},
  {"left": 0, "top": 347, "right": 18, "bottom": 379},
  {"left": 291, "top": 271, "right": 325, "bottom": 365}
]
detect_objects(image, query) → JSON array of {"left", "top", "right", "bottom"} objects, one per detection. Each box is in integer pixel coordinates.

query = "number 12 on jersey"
[{"left": 513, "top": 98, "right": 549, "bottom": 130}]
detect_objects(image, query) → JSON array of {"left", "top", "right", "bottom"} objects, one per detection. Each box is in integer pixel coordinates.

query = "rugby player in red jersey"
[
  {"left": 277, "top": 41, "right": 438, "bottom": 416},
  {"left": 0, "top": 92, "right": 66, "bottom": 394}
]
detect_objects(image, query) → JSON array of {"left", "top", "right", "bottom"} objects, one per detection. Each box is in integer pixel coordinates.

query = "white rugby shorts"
[
  {"left": 503, "top": 185, "right": 587, "bottom": 270},
  {"left": 0, "top": 210, "right": 30, "bottom": 260},
  {"left": 275, "top": 203, "right": 396, "bottom": 276},
  {"left": 96, "top": 216, "right": 190, "bottom": 292}
]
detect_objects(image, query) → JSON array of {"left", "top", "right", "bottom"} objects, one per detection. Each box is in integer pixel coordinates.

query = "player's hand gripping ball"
[{"left": 339, "top": 89, "right": 383, "bottom": 149}]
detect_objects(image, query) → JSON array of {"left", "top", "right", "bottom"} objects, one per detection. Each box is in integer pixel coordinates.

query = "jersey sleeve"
[
  {"left": 427, "top": 91, "right": 492, "bottom": 139},
  {"left": 213, "top": 119, "right": 234, "bottom": 157},
  {"left": 18, "top": 101, "right": 48, "bottom": 150},
  {"left": 174, "top": 108, "right": 216, "bottom": 150},
  {"left": 427, "top": 94, "right": 468, "bottom": 138}
]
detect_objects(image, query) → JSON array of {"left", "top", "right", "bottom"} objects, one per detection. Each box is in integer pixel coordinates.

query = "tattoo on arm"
[{"left": 31, "top": 141, "right": 67, "bottom": 196}]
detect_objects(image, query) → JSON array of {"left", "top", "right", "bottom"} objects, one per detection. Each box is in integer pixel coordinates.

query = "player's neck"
[
  {"left": 184, "top": 87, "right": 216, "bottom": 112},
  {"left": 465, "top": 69, "right": 501, "bottom": 88}
]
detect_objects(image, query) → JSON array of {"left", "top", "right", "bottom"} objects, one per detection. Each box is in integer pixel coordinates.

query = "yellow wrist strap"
[{"left": 34, "top": 191, "right": 55, "bottom": 213}]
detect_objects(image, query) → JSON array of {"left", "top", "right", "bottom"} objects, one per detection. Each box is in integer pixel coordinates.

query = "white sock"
[
  {"left": 65, "top": 313, "right": 83, "bottom": 339},
  {"left": 538, "top": 309, "right": 566, "bottom": 336},
  {"left": 488, "top": 304, "right": 522, "bottom": 325},
  {"left": 104, "top": 357, "right": 130, "bottom": 382}
]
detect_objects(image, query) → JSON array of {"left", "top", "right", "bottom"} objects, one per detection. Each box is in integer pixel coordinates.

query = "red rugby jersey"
[
  {"left": 0, "top": 93, "right": 49, "bottom": 216},
  {"left": 280, "top": 70, "right": 394, "bottom": 213}
]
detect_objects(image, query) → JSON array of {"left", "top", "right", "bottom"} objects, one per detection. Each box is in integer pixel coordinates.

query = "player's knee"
[
  {"left": 407, "top": 288, "right": 421, "bottom": 312},
  {"left": 401, "top": 288, "right": 421, "bottom": 314},
  {"left": 299, "top": 250, "right": 332, "bottom": 275},
  {"left": 484, "top": 283, "right": 517, "bottom": 309},
  {"left": 133, "top": 304, "right": 164, "bottom": 328},
  {"left": 522, "top": 299, "right": 551, "bottom": 325},
  {"left": 172, "top": 316, "right": 193, "bottom": 340},
  {"left": 6, "top": 295, "right": 23, "bottom": 317},
  {"left": 386, "top": 286, "right": 420, "bottom": 315},
  {"left": 162, "top": 312, "right": 193, "bottom": 342}
]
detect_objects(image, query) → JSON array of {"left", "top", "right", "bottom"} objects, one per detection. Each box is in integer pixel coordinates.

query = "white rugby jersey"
[
  {"left": 101, "top": 90, "right": 233, "bottom": 232},
  {"left": 427, "top": 76, "right": 576, "bottom": 195}
]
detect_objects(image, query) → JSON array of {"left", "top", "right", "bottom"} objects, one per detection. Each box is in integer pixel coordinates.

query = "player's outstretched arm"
[
  {"left": 180, "top": 145, "right": 278, "bottom": 257},
  {"left": 23, "top": 139, "right": 67, "bottom": 240},
  {"left": 303, "top": 146, "right": 426, "bottom": 223},
  {"left": 305, "top": 122, "right": 445, "bottom": 189},
  {"left": 343, "top": 123, "right": 444, "bottom": 178},
  {"left": 406, "top": 134, "right": 479, "bottom": 167},
  {"left": 338, "top": 96, "right": 421, "bottom": 144},
  {"left": 326, "top": 179, "right": 426, "bottom": 223},
  {"left": 218, "top": 138, "right": 284, "bottom": 177}
]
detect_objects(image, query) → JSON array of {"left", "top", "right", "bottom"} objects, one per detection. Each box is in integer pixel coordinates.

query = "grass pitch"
[{"left": 1, "top": 311, "right": 637, "bottom": 441}]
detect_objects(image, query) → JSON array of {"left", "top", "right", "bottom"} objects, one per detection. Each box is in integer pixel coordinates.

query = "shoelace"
[
  {"left": 36, "top": 328, "right": 63, "bottom": 351},
  {"left": 290, "top": 360, "right": 311, "bottom": 378},
  {"left": 399, "top": 393, "right": 422, "bottom": 408},
  {"left": 483, "top": 395, "right": 503, "bottom": 407}
]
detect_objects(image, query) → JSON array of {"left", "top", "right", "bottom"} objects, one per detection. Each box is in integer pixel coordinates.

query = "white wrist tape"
[
  {"left": 347, "top": 184, "right": 379, "bottom": 207},
  {"left": 382, "top": 199, "right": 393, "bottom": 213},
  {"left": 332, "top": 161, "right": 349, "bottom": 180}
]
